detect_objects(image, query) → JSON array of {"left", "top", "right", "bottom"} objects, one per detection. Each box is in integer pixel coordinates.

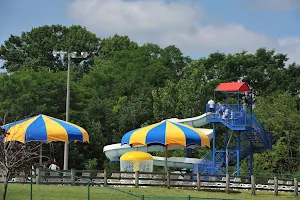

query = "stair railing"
[{"left": 248, "top": 113, "right": 272, "bottom": 149}]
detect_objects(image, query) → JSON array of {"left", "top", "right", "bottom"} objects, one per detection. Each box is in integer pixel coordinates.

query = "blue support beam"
[
  {"left": 212, "top": 123, "right": 216, "bottom": 167},
  {"left": 226, "top": 93, "right": 228, "bottom": 104},
  {"left": 236, "top": 131, "right": 241, "bottom": 176},
  {"left": 250, "top": 89, "right": 253, "bottom": 114},
  {"left": 238, "top": 92, "right": 240, "bottom": 111},
  {"left": 225, "top": 128, "right": 228, "bottom": 147}
]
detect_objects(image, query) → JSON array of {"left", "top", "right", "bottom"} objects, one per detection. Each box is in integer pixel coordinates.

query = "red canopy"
[{"left": 215, "top": 82, "right": 250, "bottom": 92}]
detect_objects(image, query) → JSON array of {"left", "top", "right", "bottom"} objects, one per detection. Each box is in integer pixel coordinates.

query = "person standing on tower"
[{"left": 207, "top": 98, "right": 215, "bottom": 114}]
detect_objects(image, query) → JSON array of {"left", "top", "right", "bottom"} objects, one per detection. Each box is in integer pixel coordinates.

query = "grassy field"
[{"left": 0, "top": 183, "right": 298, "bottom": 200}]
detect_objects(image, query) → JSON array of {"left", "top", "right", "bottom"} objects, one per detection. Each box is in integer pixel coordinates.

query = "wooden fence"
[{"left": 5, "top": 168, "right": 300, "bottom": 197}]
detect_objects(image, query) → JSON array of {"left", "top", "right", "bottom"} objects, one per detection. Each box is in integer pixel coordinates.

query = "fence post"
[
  {"left": 197, "top": 173, "right": 201, "bottom": 191},
  {"left": 187, "top": 195, "right": 191, "bottom": 200},
  {"left": 251, "top": 175, "right": 256, "bottom": 195},
  {"left": 226, "top": 174, "right": 230, "bottom": 194},
  {"left": 135, "top": 171, "right": 139, "bottom": 188},
  {"left": 141, "top": 195, "right": 145, "bottom": 200},
  {"left": 294, "top": 178, "right": 298, "bottom": 197},
  {"left": 167, "top": 171, "right": 170, "bottom": 189},
  {"left": 104, "top": 169, "right": 107, "bottom": 187},
  {"left": 35, "top": 167, "right": 41, "bottom": 185},
  {"left": 274, "top": 176, "right": 278, "bottom": 196},
  {"left": 71, "top": 168, "right": 76, "bottom": 186},
  {"left": 87, "top": 182, "right": 90, "bottom": 200},
  {"left": 30, "top": 171, "right": 33, "bottom": 200}
]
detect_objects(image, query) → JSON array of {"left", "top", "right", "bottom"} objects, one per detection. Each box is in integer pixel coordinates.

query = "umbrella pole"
[
  {"left": 165, "top": 146, "right": 168, "bottom": 174},
  {"left": 39, "top": 143, "right": 42, "bottom": 166}
]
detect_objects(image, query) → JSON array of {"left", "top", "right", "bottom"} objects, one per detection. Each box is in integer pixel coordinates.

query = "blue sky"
[
  {"left": 0, "top": 0, "right": 72, "bottom": 43},
  {"left": 1, "top": 0, "right": 300, "bottom": 63},
  {"left": 200, "top": 0, "right": 300, "bottom": 38}
]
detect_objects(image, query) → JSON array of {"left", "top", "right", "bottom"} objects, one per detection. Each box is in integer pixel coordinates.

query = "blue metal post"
[
  {"left": 226, "top": 92, "right": 229, "bottom": 105},
  {"left": 212, "top": 123, "right": 216, "bottom": 167},
  {"left": 250, "top": 145, "right": 253, "bottom": 176},
  {"left": 236, "top": 131, "right": 240, "bottom": 176},
  {"left": 225, "top": 128, "right": 228, "bottom": 147},
  {"left": 238, "top": 92, "right": 240, "bottom": 111},
  {"left": 250, "top": 89, "right": 253, "bottom": 114}
]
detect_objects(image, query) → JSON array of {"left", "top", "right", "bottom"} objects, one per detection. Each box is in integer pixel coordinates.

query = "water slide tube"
[{"left": 103, "top": 114, "right": 212, "bottom": 169}]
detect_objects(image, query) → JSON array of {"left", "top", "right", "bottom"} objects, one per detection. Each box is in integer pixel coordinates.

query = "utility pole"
[
  {"left": 64, "top": 53, "right": 71, "bottom": 170},
  {"left": 52, "top": 51, "right": 88, "bottom": 170}
]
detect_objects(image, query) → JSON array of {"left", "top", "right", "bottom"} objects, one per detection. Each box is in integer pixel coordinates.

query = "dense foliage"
[{"left": 0, "top": 25, "right": 299, "bottom": 174}]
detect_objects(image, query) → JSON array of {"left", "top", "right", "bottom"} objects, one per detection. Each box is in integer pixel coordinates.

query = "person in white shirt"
[
  {"left": 207, "top": 98, "right": 215, "bottom": 114},
  {"left": 49, "top": 162, "right": 60, "bottom": 171},
  {"left": 224, "top": 109, "right": 229, "bottom": 120}
]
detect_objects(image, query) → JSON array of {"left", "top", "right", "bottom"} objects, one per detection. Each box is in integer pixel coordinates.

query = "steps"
[
  {"left": 246, "top": 113, "right": 272, "bottom": 150},
  {"left": 193, "top": 150, "right": 226, "bottom": 175}
]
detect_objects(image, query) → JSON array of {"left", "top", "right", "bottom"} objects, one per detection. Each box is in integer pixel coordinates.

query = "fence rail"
[{"left": 2, "top": 168, "right": 299, "bottom": 197}]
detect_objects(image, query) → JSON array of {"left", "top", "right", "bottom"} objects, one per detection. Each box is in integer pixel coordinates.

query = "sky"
[{"left": 1, "top": 0, "right": 300, "bottom": 64}]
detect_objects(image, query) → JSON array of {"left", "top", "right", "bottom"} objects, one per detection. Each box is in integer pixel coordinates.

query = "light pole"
[{"left": 53, "top": 51, "right": 88, "bottom": 170}]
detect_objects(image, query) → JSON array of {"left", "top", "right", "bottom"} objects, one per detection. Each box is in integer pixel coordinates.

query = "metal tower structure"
[{"left": 193, "top": 82, "right": 272, "bottom": 176}]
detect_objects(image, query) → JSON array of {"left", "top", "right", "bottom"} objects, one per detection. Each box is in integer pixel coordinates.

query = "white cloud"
[
  {"left": 277, "top": 37, "right": 300, "bottom": 63},
  {"left": 68, "top": 0, "right": 206, "bottom": 36},
  {"left": 68, "top": 0, "right": 300, "bottom": 64},
  {"left": 249, "top": 0, "right": 300, "bottom": 11},
  {"left": 162, "top": 24, "right": 274, "bottom": 53}
]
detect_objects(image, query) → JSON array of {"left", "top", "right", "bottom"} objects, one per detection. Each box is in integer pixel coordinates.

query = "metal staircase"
[
  {"left": 245, "top": 113, "right": 272, "bottom": 150},
  {"left": 193, "top": 151, "right": 226, "bottom": 175}
]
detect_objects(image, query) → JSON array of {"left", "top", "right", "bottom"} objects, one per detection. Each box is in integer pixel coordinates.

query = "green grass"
[{"left": 0, "top": 183, "right": 299, "bottom": 200}]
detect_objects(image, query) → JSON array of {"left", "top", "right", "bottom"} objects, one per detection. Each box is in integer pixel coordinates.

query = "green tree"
[
  {"left": 250, "top": 92, "right": 300, "bottom": 174},
  {"left": 99, "top": 34, "right": 138, "bottom": 58},
  {"left": 0, "top": 69, "right": 89, "bottom": 168},
  {"left": 0, "top": 25, "right": 99, "bottom": 73},
  {"left": 0, "top": 70, "right": 67, "bottom": 120}
]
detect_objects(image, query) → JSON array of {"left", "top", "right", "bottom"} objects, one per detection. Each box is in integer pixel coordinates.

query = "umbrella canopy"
[
  {"left": 121, "top": 120, "right": 210, "bottom": 148},
  {"left": 1, "top": 114, "right": 89, "bottom": 143}
]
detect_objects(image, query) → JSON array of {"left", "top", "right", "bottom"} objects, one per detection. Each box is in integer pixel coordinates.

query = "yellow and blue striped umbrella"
[
  {"left": 1, "top": 114, "right": 89, "bottom": 143},
  {"left": 121, "top": 120, "right": 210, "bottom": 148}
]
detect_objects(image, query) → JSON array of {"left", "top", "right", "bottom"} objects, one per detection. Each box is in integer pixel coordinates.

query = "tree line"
[{"left": 0, "top": 25, "right": 299, "bottom": 175}]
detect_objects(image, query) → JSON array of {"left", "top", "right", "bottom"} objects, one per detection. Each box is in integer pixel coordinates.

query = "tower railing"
[
  {"left": 206, "top": 104, "right": 272, "bottom": 149},
  {"left": 206, "top": 104, "right": 247, "bottom": 128}
]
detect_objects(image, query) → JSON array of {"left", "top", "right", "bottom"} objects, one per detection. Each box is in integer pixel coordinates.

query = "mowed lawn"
[{"left": 0, "top": 183, "right": 298, "bottom": 200}]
